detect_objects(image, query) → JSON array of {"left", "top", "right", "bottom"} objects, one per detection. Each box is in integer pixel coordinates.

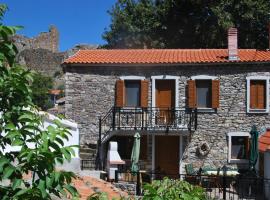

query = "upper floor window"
[
  {"left": 115, "top": 76, "right": 149, "bottom": 108},
  {"left": 125, "top": 80, "right": 140, "bottom": 107},
  {"left": 188, "top": 75, "right": 220, "bottom": 110},
  {"left": 196, "top": 80, "right": 212, "bottom": 108},
  {"left": 247, "top": 76, "right": 269, "bottom": 113}
]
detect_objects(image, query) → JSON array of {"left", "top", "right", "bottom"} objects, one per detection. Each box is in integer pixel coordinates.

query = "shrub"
[{"left": 143, "top": 177, "right": 207, "bottom": 200}]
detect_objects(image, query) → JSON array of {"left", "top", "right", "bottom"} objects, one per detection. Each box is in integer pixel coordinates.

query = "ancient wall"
[
  {"left": 65, "top": 64, "right": 270, "bottom": 169},
  {"left": 13, "top": 26, "right": 97, "bottom": 77},
  {"left": 12, "top": 25, "right": 59, "bottom": 53}
]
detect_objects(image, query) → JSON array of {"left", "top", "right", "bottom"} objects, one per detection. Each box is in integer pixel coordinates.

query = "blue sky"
[{"left": 2, "top": 0, "right": 117, "bottom": 51}]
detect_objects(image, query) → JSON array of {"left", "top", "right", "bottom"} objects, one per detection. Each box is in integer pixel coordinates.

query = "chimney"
[{"left": 228, "top": 27, "right": 238, "bottom": 60}]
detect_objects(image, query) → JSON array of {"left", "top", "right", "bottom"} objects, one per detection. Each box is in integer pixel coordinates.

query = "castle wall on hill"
[{"left": 12, "top": 26, "right": 59, "bottom": 53}]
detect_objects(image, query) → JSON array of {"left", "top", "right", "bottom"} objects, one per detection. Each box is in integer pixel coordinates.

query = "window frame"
[
  {"left": 119, "top": 76, "right": 145, "bottom": 108},
  {"left": 191, "top": 75, "right": 218, "bottom": 112},
  {"left": 227, "top": 132, "right": 250, "bottom": 164},
  {"left": 246, "top": 76, "right": 269, "bottom": 113}
]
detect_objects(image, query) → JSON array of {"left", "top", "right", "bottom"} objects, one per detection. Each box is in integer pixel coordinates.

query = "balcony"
[{"left": 98, "top": 107, "right": 197, "bottom": 143}]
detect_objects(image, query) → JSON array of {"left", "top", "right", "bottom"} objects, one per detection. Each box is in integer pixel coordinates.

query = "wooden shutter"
[
  {"left": 250, "top": 81, "right": 257, "bottom": 109},
  {"left": 115, "top": 80, "right": 125, "bottom": 107},
  {"left": 257, "top": 81, "right": 266, "bottom": 109},
  {"left": 211, "top": 80, "right": 220, "bottom": 108},
  {"left": 187, "top": 80, "right": 196, "bottom": 108},
  {"left": 140, "top": 80, "right": 149, "bottom": 108},
  {"left": 245, "top": 137, "right": 250, "bottom": 159}
]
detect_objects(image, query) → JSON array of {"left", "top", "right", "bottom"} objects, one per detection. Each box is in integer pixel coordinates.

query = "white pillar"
[{"left": 264, "top": 148, "right": 270, "bottom": 199}]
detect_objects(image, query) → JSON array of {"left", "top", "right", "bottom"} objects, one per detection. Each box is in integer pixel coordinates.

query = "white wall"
[{"left": 1, "top": 111, "right": 80, "bottom": 172}]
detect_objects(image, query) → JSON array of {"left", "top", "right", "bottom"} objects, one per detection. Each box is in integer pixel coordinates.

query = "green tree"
[
  {"left": 31, "top": 72, "right": 54, "bottom": 111},
  {"left": 0, "top": 4, "right": 79, "bottom": 199},
  {"left": 103, "top": 0, "right": 270, "bottom": 49}
]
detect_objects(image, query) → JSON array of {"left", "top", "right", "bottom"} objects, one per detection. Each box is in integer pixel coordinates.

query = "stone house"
[{"left": 62, "top": 28, "right": 270, "bottom": 175}]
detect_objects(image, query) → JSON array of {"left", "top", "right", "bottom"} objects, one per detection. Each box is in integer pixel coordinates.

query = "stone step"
[
  {"left": 80, "top": 159, "right": 96, "bottom": 170},
  {"left": 80, "top": 152, "right": 96, "bottom": 160},
  {"left": 80, "top": 147, "right": 97, "bottom": 154}
]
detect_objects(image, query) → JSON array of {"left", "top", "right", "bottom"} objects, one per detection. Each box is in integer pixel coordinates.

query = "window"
[
  {"left": 247, "top": 76, "right": 269, "bottom": 113},
  {"left": 196, "top": 80, "right": 212, "bottom": 108},
  {"left": 227, "top": 132, "right": 250, "bottom": 163},
  {"left": 125, "top": 80, "right": 140, "bottom": 107},
  {"left": 115, "top": 77, "right": 149, "bottom": 108},
  {"left": 188, "top": 75, "right": 219, "bottom": 110}
]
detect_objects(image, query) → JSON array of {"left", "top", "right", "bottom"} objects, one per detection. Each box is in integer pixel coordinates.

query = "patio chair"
[
  {"left": 185, "top": 164, "right": 200, "bottom": 185},
  {"left": 185, "top": 163, "right": 197, "bottom": 175}
]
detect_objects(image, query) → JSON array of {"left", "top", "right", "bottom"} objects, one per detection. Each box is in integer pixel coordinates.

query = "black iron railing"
[
  {"left": 114, "top": 171, "right": 270, "bottom": 199},
  {"left": 99, "top": 107, "right": 197, "bottom": 142}
]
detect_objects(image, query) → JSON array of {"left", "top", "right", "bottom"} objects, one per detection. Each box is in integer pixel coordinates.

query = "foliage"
[
  {"left": 87, "top": 192, "right": 131, "bottom": 200},
  {"left": 103, "top": 0, "right": 270, "bottom": 49},
  {"left": 143, "top": 177, "right": 207, "bottom": 200},
  {"left": 87, "top": 192, "right": 110, "bottom": 200},
  {"left": 0, "top": 4, "right": 79, "bottom": 200},
  {"left": 31, "top": 72, "right": 54, "bottom": 111}
]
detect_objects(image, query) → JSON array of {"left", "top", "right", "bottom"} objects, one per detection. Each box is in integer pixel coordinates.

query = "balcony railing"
[
  {"left": 99, "top": 107, "right": 197, "bottom": 143},
  {"left": 95, "top": 106, "right": 197, "bottom": 170}
]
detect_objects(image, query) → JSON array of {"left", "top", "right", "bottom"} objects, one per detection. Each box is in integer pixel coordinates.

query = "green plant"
[
  {"left": 31, "top": 72, "right": 54, "bottom": 110},
  {"left": 87, "top": 192, "right": 109, "bottom": 200},
  {"left": 143, "top": 177, "right": 207, "bottom": 200},
  {"left": 87, "top": 192, "right": 131, "bottom": 200},
  {"left": 0, "top": 4, "right": 79, "bottom": 199}
]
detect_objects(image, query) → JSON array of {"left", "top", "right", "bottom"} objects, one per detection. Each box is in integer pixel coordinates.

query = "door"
[
  {"left": 155, "top": 80, "right": 175, "bottom": 125},
  {"left": 155, "top": 136, "right": 179, "bottom": 177}
]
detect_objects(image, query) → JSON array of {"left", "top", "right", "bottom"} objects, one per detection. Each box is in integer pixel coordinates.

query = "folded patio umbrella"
[
  {"left": 249, "top": 125, "right": 259, "bottom": 172},
  {"left": 131, "top": 132, "right": 141, "bottom": 174}
]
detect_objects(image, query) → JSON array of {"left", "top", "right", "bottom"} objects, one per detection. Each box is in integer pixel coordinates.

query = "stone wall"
[
  {"left": 65, "top": 64, "right": 270, "bottom": 168},
  {"left": 12, "top": 26, "right": 59, "bottom": 53},
  {"left": 17, "top": 48, "right": 66, "bottom": 76}
]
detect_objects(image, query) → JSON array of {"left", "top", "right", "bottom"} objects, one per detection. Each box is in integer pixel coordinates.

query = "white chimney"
[{"left": 228, "top": 27, "right": 238, "bottom": 60}]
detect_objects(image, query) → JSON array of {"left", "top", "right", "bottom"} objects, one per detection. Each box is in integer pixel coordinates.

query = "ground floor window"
[{"left": 227, "top": 132, "right": 250, "bottom": 163}]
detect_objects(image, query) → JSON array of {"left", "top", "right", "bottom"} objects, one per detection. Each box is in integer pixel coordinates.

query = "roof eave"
[{"left": 62, "top": 61, "right": 270, "bottom": 68}]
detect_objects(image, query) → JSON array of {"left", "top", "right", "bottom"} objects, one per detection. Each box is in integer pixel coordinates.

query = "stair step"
[
  {"left": 80, "top": 152, "right": 96, "bottom": 159},
  {"left": 80, "top": 159, "right": 96, "bottom": 170},
  {"left": 80, "top": 148, "right": 97, "bottom": 154}
]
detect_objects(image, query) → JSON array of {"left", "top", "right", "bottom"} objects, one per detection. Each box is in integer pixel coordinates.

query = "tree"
[
  {"left": 103, "top": 0, "right": 270, "bottom": 49},
  {"left": 0, "top": 4, "right": 79, "bottom": 199},
  {"left": 31, "top": 72, "right": 54, "bottom": 111}
]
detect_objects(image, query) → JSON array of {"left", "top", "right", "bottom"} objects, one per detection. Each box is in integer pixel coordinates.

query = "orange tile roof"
[
  {"left": 259, "top": 130, "right": 270, "bottom": 153},
  {"left": 63, "top": 49, "right": 270, "bottom": 65}
]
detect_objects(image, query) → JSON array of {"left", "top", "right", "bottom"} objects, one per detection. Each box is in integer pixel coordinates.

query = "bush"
[
  {"left": 31, "top": 72, "right": 54, "bottom": 110},
  {"left": 143, "top": 177, "right": 207, "bottom": 200}
]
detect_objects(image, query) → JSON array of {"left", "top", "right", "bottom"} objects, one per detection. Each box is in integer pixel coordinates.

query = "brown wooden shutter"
[
  {"left": 250, "top": 81, "right": 257, "bottom": 109},
  {"left": 257, "top": 81, "right": 266, "bottom": 109},
  {"left": 140, "top": 80, "right": 149, "bottom": 108},
  {"left": 211, "top": 80, "right": 220, "bottom": 108},
  {"left": 187, "top": 80, "right": 196, "bottom": 108},
  {"left": 115, "top": 80, "right": 125, "bottom": 107},
  {"left": 245, "top": 137, "right": 250, "bottom": 159}
]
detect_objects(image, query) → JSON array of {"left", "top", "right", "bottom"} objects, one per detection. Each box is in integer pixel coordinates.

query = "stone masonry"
[
  {"left": 12, "top": 25, "right": 59, "bottom": 53},
  {"left": 65, "top": 63, "right": 270, "bottom": 169}
]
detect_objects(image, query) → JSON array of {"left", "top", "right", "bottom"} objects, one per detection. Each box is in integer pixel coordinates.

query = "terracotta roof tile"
[
  {"left": 63, "top": 49, "right": 270, "bottom": 65},
  {"left": 259, "top": 131, "right": 270, "bottom": 152}
]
